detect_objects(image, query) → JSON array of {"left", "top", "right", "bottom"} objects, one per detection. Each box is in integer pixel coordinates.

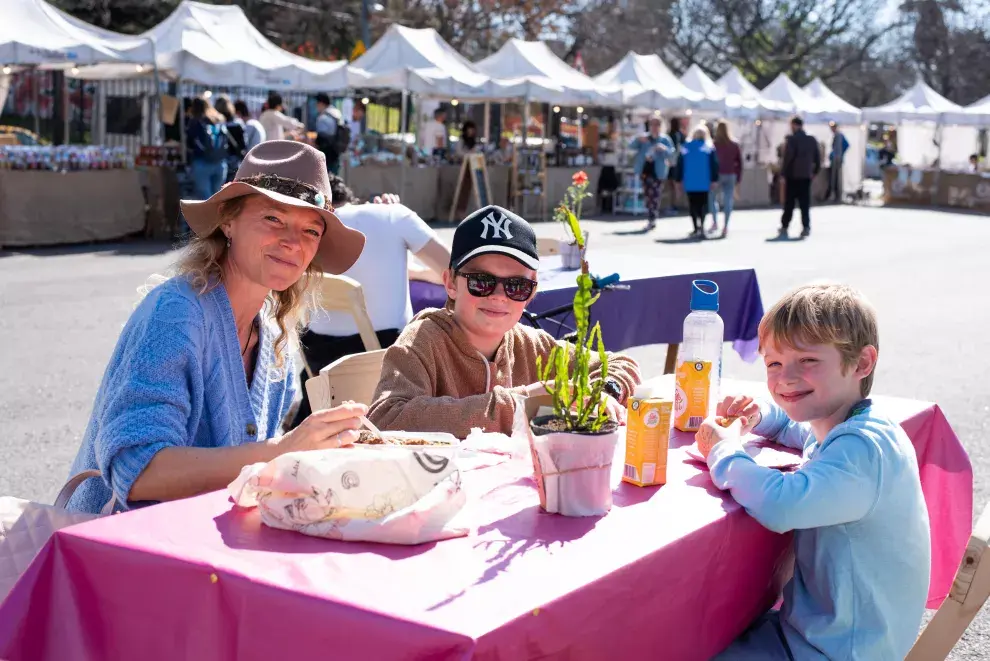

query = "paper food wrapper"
[
  {"left": 517, "top": 395, "right": 620, "bottom": 517},
  {"left": 229, "top": 445, "right": 467, "bottom": 545}
]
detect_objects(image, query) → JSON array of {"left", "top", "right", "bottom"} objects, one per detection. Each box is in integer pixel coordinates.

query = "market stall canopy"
[
  {"left": 1, "top": 0, "right": 155, "bottom": 67},
  {"left": 592, "top": 52, "right": 702, "bottom": 109},
  {"left": 476, "top": 39, "right": 620, "bottom": 106},
  {"left": 72, "top": 1, "right": 352, "bottom": 90},
  {"left": 862, "top": 79, "right": 964, "bottom": 123},
  {"left": 802, "top": 78, "right": 863, "bottom": 124},
  {"left": 761, "top": 73, "right": 826, "bottom": 119},
  {"left": 348, "top": 24, "right": 489, "bottom": 97},
  {"left": 940, "top": 92, "right": 990, "bottom": 127},
  {"left": 718, "top": 67, "right": 792, "bottom": 118}
]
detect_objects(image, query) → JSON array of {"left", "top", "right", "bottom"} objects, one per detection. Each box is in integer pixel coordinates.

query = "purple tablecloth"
[{"left": 412, "top": 253, "right": 764, "bottom": 360}]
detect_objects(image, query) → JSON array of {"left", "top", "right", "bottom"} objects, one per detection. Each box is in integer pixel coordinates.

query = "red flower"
[{"left": 572, "top": 171, "right": 589, "bottom": 187}]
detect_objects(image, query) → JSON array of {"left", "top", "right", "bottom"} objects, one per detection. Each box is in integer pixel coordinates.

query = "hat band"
[{"left": 235, "top": 173, "right": 332, "bottom": 211}]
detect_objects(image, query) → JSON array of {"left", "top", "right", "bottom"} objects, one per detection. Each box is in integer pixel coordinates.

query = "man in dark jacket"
[{"left": 779, "top": 116, "right": 821, "bottom": 238}]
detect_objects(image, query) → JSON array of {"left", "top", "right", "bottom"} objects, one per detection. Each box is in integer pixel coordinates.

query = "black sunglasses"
[{"left": 455, "top": 271, "right": 537, "bottom": 302}]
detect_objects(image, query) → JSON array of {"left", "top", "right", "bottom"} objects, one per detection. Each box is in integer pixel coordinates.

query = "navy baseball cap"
[{"left": 450, "top": 205, "right": 539, "bottom": 271}]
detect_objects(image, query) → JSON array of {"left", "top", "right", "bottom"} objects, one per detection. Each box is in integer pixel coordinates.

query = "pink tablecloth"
[{"left": 0, "top": 386, "right": 971, "bottom": 661}]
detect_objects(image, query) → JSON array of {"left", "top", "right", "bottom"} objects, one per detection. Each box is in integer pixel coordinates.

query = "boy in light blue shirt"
[{"left": 698, "top": 283, "right": 931, "bottom": 660}]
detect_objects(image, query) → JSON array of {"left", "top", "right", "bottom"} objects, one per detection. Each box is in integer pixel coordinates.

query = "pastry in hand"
[{"left": 715, "top": 415, "right": 740, "bottom": 428}]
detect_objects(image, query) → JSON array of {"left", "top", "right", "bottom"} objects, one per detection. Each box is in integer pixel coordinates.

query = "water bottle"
[{"left": 673, "top": 280, "right": 724, "bottom": 432}]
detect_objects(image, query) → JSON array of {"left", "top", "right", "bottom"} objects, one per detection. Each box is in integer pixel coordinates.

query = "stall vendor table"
[
  {"left": 881, "top": 166, "right": 990, "bottom": 211},
  {"left": 412, "top": 253, "right": 765, "bottom": 366},
  {"left": 0, "top": 169, "right": 146, "bottom": 248},
  {"left": 0, "top": 379, "right": 970, "bottom": 660}
]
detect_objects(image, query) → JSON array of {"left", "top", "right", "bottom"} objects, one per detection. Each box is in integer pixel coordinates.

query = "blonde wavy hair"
[{"left": 174, "top": 194, "right": 322, "bottom": 373}]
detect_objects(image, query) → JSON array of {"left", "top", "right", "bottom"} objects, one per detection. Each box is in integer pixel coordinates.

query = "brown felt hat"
[{"left": 179, "top": 141, "right": 365, "bottom": 274}]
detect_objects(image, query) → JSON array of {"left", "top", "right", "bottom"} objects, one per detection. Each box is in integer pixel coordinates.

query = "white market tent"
[
  {"left": 592, "top": 51, "right": 701, "bottom": 109},
  {"left": 348, "top": 24, "right": 489, "bottom": 98},
  {"left": 74, "top": 1, "right": 352, "bottom": 90},
  {"left": 863, "top": 80, "right": 976, "bottom": 168},
  {"left": 803, "top": 78, "right": 862, "bottom": 124},
  {"left": 760, "top": 74, "right": 866, "bottom": 193},
  {"left": 939, "top": 92, "right": 990, "bottom": 127},
  {"left": 679, "top": 64, "right": 726, "bottom": 107},
  {"left": 2, "top": 0, "right": 155, "bottom": 67},
  {"left": 718, "top": 67, "right": 791, "bottom": 118},
  {"left": 476, "top": 39, "right": 620, "bottom": 106}
]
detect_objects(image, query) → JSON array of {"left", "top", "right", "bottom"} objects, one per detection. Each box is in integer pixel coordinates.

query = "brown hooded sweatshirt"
[{"left": 368, "top": 308, "right": 642, "bottom": 438}]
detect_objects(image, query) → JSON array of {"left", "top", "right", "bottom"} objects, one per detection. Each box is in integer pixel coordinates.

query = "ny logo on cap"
[{"left": 480, "top": 211, "right": 513, "bottom": 240}]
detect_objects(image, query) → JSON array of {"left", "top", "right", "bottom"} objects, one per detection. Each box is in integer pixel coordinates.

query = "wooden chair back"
[
  {"left": 304, "top": 350, "right": 387, "bottom": 411},
  {"left": 302, "top": 274, "right": 380, "bottom": 378},
  {"left": 906, "top": 500, "right": 990, "bottom": 660}
]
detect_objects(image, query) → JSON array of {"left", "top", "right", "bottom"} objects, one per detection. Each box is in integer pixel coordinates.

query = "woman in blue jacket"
[{"left": 675, "top": 125, "right": 720, "bottom": 239}]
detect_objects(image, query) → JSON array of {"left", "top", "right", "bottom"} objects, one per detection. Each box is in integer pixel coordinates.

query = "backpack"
[
  {"left": 315, "top": 109, "right": 350, "bottom": 160},
  {"left": 201, "top": 123, "right": 230, "bottom": 164},
  {"left": 225, "top": 121, "right": 246, "bottom": 159}
]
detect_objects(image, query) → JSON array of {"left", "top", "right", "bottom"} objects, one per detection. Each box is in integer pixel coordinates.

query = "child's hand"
[
  {"left": 716, "top": 394, "right": 762, "bottom": 435},
  {"left": 695, "top": 416, "right": 744, "bottom": 459}
]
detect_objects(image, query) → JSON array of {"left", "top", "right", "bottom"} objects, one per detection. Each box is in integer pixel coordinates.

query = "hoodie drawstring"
[{"left": 476, "top": 351, "right": 492, "bottom": 393}]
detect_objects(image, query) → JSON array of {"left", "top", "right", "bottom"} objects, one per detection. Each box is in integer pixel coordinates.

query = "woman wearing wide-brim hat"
[{"left": 66, "top": 141, "right": 368, "bottom": 514}]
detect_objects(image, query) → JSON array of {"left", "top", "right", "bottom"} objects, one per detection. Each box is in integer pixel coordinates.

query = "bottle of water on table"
[{"left": 673, "top": 280, "right": 724, "bottom": 432}]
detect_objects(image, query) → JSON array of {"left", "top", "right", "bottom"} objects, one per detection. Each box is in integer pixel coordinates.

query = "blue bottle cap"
[{"left": 690, "top": 279, "right": 719, "bottom": 311}]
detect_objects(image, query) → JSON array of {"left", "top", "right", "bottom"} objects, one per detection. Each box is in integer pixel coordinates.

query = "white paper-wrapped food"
[{"left": 229, "top": 443, "right": 467, "bottom": 545}]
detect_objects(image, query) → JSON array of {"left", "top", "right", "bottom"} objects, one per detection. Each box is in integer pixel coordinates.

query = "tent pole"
[
  {"left": 400, "top": 86, "right": 408, "bottom": 199},
  {"left": 483, "top": 101, "right": 490, "bottom": 145},
  {"left": 32, "top": 67, "right": 40, "bottom": 136},
  {"left": 178, "top": 78, "right": 187, "bottom": 165},
  {"left": 150, "top": 38, "right": 162, "bottom": 146},
  {"left": 63, "top": 74, "right": 70, "bottom": 146}
]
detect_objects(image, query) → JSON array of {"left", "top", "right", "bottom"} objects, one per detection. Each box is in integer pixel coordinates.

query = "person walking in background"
[
  {"left": 712, "top": 120, "right": 742, "bottom": 238},
  {"left": 675, "top": 125, "right": 720, "bottom": 239},
  {"left": 667, "top": 117, "right": 686, "bottom": 213},
  {"left": 213, "top": 95, "right": 246, "bottom": 183},
  {"left": 825, "top": 122, "right": 849, "bottom": 202},
  {"left": 630, "top": 117, "right": 675, "bottom": 231},
  {"left": 314, "top": 92, "right": 347, "bottom": 176},
  {"left": 779, "top": 116, "right": 820, "bottom": 239},
  {"left": 260, "top": 93, "right": 305, "bottom": 142},
  {"left": 233, "top": 100, "right": 266, "bottom": 151},
  {"left": 186, "top": 97, "right": 230, "bottom": 202}
]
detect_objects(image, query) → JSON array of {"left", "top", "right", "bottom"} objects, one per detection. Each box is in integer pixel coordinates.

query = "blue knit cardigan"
[{"left": 66, "top": 276, "right": 295, "bottom": 513}]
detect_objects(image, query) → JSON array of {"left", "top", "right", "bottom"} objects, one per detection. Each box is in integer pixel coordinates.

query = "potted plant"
[
  {"left": 525, "top": 207, "right": 619, "bottom": 517},
  {"left": 555, "top": 171, "right": 591, "bottom": 270}
]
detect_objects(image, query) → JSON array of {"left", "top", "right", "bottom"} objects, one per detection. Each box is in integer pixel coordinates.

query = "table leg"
[{"left": 664, "top": 344, "right": 678, "bottom": 374}]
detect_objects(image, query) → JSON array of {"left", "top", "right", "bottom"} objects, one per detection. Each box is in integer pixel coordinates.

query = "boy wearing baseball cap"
[{"left": 368, "top": 205, "right": 641, "bottom": 438}]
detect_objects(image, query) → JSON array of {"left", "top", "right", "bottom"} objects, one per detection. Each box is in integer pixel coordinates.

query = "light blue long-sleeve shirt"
[
  {"left": 66, "top": 276, "right": 295, "bottom": 514},
  {"left": 708, "top": 400, "right": 930, "bottom": 660},
  {"left": 628, "top": 133, "right": 675, "bottom": 180}
]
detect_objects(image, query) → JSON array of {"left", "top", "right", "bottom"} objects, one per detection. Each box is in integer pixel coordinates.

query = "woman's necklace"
[{"left": 241, "top": 320, "right": 255, "bottom": 357}]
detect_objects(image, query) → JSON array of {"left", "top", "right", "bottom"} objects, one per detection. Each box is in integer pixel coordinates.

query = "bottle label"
[{"left": 674, "top": 360, "right": 712, "bottom": 431}]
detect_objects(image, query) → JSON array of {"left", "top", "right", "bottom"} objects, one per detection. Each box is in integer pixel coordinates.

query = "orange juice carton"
[
  {"left": 623, "top": 385, "right": 673, "bottom": 486},
  {"left": 674, "top": 359, "right": 713, "bottom": 432}
]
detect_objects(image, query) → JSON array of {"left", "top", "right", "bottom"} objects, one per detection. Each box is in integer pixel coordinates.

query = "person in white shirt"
[
  {"left": 290, "top": 176, "right": 450, "bottom": 427},
  {"left": 419, "top": 107, "right": 448, "bottom": 158},
  {"left": 259, "top": 93, "right": 305, "bottom": 142},
  {"left": 234, "top": 100, "right": 266, "bottom": 150}
]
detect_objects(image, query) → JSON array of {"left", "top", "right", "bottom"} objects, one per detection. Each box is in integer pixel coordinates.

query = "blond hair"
[
  {"left": 714, "top": 120, "right": 732, "bottom": 145},
  {"left": 174, "top": 194, "right": 321, "bottom": 374},
  {"left": 691, "top": 124, "right": 711, "bottom": 143},
  {"left": 758, "top": 283, "right": 879, "bottom": 396}
]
